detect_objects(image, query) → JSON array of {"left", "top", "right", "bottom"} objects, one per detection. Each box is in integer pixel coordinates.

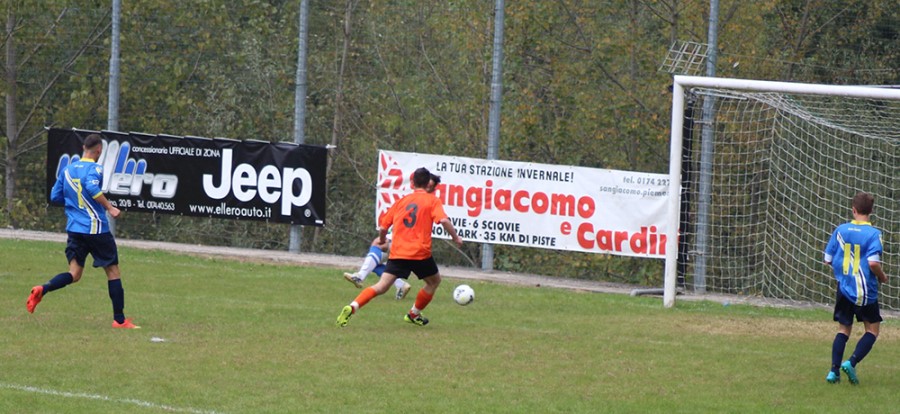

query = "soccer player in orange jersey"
[
  {"left": 336, "top": 168, "right": 462, "bottom": 327},
  {"left": 341, "top": 174, "right": 442, "bottom": 300}
]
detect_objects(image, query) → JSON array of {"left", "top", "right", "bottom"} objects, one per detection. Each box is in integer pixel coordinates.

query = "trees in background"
[
  {"left": 1, "top": 1, "right": 108, "bottom": 226},
  {"left": 2, "top": 0, "right": 897, "bottom": 283}
]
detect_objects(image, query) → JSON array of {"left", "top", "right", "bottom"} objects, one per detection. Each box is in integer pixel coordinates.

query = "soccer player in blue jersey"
[
  {"left": 823, "top": 192, "right": 888, "bottom": 384},
  {"left": 26, "top": 133, "right": 140, "bottom": 329}
]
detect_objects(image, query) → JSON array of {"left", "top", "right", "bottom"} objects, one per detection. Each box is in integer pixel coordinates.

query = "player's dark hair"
[
  {"left": 83, "top": 134, "right": 103, "bottom": 150},
  {"left": 852, "top": 191, "right": 874, "bottom": 215},
  {"left": 412, "top": 167, "right": 431, "bottom": 188},
  {"left": 430, "top": 173, "right": 441, "bottom": 186}
]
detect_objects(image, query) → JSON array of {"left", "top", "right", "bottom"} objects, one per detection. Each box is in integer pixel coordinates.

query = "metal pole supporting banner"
[
  {"left": 482, "top": 0, "right": 505, "bottom": 271},
  {"left": 106, "top": 0, "right": 121, "bottom": 235},
  {"left": 289, "top": 0, "right": 310, "bottom": 253}
]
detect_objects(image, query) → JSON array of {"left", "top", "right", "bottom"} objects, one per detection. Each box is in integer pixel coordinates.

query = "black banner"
[{"left": 46, "top": 128, "right": 327, "bottom": 226}]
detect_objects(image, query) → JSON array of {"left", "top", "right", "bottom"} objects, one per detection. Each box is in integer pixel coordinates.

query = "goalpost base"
[{"left": 631, "top": 288, "right": 682, "bottom": 297}]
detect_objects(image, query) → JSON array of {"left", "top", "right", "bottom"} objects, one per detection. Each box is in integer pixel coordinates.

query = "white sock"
[
  {"left": 393, "top": 278, "right": 409, "bottom": 290},
  {"left": 357, "top": 252, "right": 381, "bottom": 282}
]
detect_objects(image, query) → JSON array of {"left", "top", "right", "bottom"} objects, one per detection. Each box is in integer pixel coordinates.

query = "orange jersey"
[{"left": 379, "top": 189, "right": 448, "bottom": 260}]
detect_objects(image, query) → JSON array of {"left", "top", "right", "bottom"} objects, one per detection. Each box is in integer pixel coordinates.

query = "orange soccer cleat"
[
  {"left": 26, "top": 286, "right": 44, "bottom": 314},
  {"left": 112, "top": 318, "right": 141, "bottom": 329}
]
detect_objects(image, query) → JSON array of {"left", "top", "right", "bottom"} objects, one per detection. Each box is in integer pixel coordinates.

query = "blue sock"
[
  {"left": 108, "top": 279, "right": 126, "bottom": 324},
  {"left": 849, "top": 332, "right": 877, "bottom": 366},
  {"left": 831, "top": 333, "right": 849, "bottom": 373},
  {"left": 43, "top": 272, "right": 74, "bottom": 293}
]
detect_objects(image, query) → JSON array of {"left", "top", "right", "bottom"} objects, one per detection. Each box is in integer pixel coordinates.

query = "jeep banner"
[
  {"left": 377, "top": 150, "right": 670, "bottom": 258},
  {"left": 46, "top": 128, "right": 327, "bottom": 226}
]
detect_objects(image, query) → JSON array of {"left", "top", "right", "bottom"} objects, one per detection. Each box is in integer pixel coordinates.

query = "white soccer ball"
[{"left": 453, "top": 284, "right": 475, "bottom": 306}]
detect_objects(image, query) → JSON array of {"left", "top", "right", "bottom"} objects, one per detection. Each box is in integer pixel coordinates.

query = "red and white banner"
[{"left": 377, "top": 150, "right": 670, "bottom": 258}]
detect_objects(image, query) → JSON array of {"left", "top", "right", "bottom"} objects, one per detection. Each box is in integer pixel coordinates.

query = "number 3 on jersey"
[{"left": 403, "top": 204, "right": 418, "bottom": 228}]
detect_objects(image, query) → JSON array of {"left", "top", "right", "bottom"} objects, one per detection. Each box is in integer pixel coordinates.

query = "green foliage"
[
  {"left": 5, "top": 1, "right": 900, "bottom": 286},
  {"left": 116, "top": 0, "right": 297, "bottom": 139},
  {"left": 757, "top": 0, "right": 900, "bottom": 83},
  {"left": 0, "top": 1, "right": 110, "bottom": 225}
]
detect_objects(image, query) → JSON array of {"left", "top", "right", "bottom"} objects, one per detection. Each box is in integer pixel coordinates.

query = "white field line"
[{"left": 0, "top": 382, "right": 224, "bottom": 414}]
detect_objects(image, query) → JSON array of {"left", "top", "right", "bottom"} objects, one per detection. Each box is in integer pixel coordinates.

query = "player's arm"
[
  {"left": 370, "top": 236, "right": 388, "bottom": 250},
  {"left": 866, "top": 233, "right": 886, "bottom": 284},
  {"left": 49, "top": 173, "right": 65, "bottom": 204},
  {"left": 93, "top": 192, "right": 121, "bottom": 219},
  {"left": 823, "top": 231, "right": 838, "bottom": 266},
  {"left": 438, "top": 217, "right": 463, "bottom": 248},
  {"left": 431, "top": 200, "right": 461, "bottom": 247},
  {"left": 869, "top": 261, "right": 888, "bottom": 284},
  {"left": 376, "top": 227, "right": 389, "bottom": 245},
  {"left": 85, "top": 168, "right": 120, "bottom": 219},
  {"left": 377, "top": 202, "right": 401, "bottom": 244}
]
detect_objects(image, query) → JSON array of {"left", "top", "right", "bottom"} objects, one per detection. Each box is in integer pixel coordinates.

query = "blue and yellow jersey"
[
  {"left": 50, "top": 157, "right": 110, "bottom": 234},
  {"left": 824, "top": 220, "right": 884, "bottom": 306}
]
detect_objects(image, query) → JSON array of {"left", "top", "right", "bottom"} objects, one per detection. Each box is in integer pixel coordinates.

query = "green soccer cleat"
[
  {"left": 404, "top": 312, "right": 429, "bottom": 326},
  {"left": 336, "top": 305, "right": 353, "bottom": 327},
  {"left": 840, "top": 361, "right": 858, "bottom": 385},
  {"left": 825, "top": 371, "right": 840, "bottom": 384}
]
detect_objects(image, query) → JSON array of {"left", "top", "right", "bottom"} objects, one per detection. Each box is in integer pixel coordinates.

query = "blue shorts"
[
  {"left": 367, "top": 246, "right": 386, "bottom": 277},
  {"left": 66, "top": 232, "right": 119, "bottom": 268},
  {"left": 383, "top": 257, "right": 439, "bottom": 280},
  {"left": 833, "top": 290, "right": 882, "bottom": 325}
]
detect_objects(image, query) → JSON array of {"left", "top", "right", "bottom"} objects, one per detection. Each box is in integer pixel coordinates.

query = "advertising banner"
[
  {"left": 46, "top": 128, "right": 327, "bottom": 226},
  {"left": 377, "top": 150, "right": 670, "bottom": 258}
]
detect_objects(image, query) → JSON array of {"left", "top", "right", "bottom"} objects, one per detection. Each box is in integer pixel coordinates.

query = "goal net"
[{"left": 664, "top": 76, "right": 899, "bottom": 310}]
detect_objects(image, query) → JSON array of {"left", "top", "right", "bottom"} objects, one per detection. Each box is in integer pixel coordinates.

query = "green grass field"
[{"left": 1, "top": 238, "right": 897, "bottom": 413}]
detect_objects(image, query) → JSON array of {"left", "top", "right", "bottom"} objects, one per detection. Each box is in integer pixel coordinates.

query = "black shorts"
[
  {"left": 66, "top": 232, "right": 119, "bottom": 268},
  {"left": 833, "top": 290, "right": 883, "bottom": 325},
  {"left": 383, "top": 257, "right": 439, "bottom": 280}
]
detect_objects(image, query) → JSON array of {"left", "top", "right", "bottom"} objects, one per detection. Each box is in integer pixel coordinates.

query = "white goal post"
[{"left": 664, "top": 76, "right": 900, "bottom": 308}]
